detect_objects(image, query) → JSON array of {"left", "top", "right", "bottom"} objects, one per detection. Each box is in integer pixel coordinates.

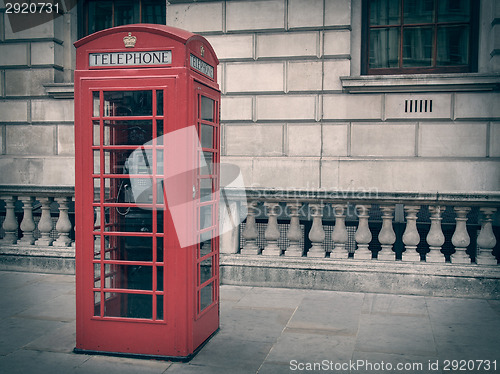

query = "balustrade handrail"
[{"left": 222, "top": 187, "right": 500, "bottom": 206}]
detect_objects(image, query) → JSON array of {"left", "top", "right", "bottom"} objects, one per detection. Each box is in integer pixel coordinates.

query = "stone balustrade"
[
  {"left": 0, "top": 187, "right": 75, "bottom": 270},
  {"left": 223, "top": 189, "right": 500, "bottom": 266}
]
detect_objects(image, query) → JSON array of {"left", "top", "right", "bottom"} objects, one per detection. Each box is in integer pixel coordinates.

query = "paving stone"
[
  {"left": 0, "top": 316, "right": 64, "bottom": 356},
  {"left": 426, "top": 297, "right": 499, "bottom": 325},
  {"left": 219, "top": 285, "right": 254, "bottom": 303},
  {"left": 24, "top": 321, "right": 75, "bottom": 353},
  {"left": 74, "top": 354, "right": 171, "bottom": 374},
  {"left": 165, "top": 362, "right": 253, "bottom": 373},
  {"left": 16, "top": 293, "right": 75, "bottom": 322},
  {"left": 355, "top": 314, "right": 436, "bottom": 357},
  {"left": 361, "top": 293, "right": 428, "bottom": 317},
  {"left": 218, "top": 305, "right": 294, "bottom": 342},
  {"left": 235, "top": 286, "right": 305, "bottom": 310},
  {"left": 287, "top": 291, "right": 364, "bottom": 334},
  {"left": 265, "top": 330, "right": 356, "bottom": 365},
  {"left": 188, "top": 337, "right": 273, "bottom": 372},
  {"left": 0, "top": 349, "right": 88, "bottom": 374}
]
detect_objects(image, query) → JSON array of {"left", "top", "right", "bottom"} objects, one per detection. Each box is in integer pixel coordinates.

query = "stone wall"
[
  {"left": 0, "top": 0, "right": 499, "bottom": 193},
  {"left": 167, "top": 0, "right": 500, "bottom": 193},
  {"left": 0, "top": 1, "right": 76, "bottom": 186}
]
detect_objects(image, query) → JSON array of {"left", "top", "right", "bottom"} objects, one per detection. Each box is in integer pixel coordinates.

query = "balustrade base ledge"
[
  {"left": 0, "top": 245, "right": 75, "bottom": 274},
  {"left": 220, "top": 254, "right": 500, "bottom": 299}
]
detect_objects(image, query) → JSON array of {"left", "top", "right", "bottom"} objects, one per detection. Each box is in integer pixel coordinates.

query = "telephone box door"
[
  {"left": 193, "top": 82, "right": 220, "bottom": 348},
  {"left": 77, "top": 76, "right": 190, "bottom": 356}
]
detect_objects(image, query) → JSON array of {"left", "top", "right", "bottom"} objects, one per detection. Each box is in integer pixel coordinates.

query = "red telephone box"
[{"left": 73, "top": 24, "right": 220, "bottom": 360}]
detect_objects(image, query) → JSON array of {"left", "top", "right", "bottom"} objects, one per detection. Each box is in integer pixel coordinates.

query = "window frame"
[
  {"left": 78, "top": 0, "right": 166, "bottom": 39},
  {"left": 361, "top": 0, "right": 479, "bottom": 75}
]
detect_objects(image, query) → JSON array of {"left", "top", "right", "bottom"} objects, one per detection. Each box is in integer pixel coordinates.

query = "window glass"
[
  {"left": 437, "top": 26, "right": 469, "bottom": 66},
  {"left": 83, "top": 0, "right": 166, "bottom": 36},
  {"left": 438, "top": 0, "right": 470, "bottom": 23},
  {"left": 364, "top": 0, "right": 476, "bottom": 74},
  {"left": 369, "top": 0, "right": 400, "bottom": 25},
  {"left": 403, "top": 0, "right": 434, "bottom": 24},
  {"left": 369, "top": 28, "right": 400, "bottom": 68},
  {"left": 403, "top": 27, "right": 433, "bottom": 67}
]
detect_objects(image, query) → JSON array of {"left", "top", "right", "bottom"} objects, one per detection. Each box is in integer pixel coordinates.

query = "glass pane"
[
  {"left": 200, "top": 124, "right": 214, "bottom": 149},
  {"left": 156, "top": 120, "right": 164, "bottom": 145},
  {"left": 200, "top": 151, "right": 213, "bottom": 175},
  {"left": 157, "top": 295, "right": 164, "bottom": 320},
  {"left": 157, "top": 237, "right": 164, "bottom": 263},
  {"left": 100, "top": 177, "right": 153, "bottom": 205},
  {"left": 114, "top": 0, "right": 138, "bottom": 27},
  {"left": 94, "top": 292, "right": 101, "bottom": 316},
  {"left": 104, "top": 293, "right": 152, "bottom": 319},
  {"left": 403, "top": 0, "right": 434, "bottom": 24},
  {"left": 157, "top": 266, "right": 164, "bottom": 291},
  {"left": 200, "top": 256, "right": 213, "bottom": 285},
  {"left": 403, "top": 27, "right": 433, "bottom": 67},
  {"left": 369, "top": 28, "right": 400, "bottom": 68},
  {"left": 142, "top": 0, "right": 166, "bottom": 24},
  {"left": 200, "top": 282, "right": 213, "bottom": 312},
  {"left": 200, "top": 205, "right": 213, "bottom": 231},
  {"left": 369, "top": 0, "right": 400, "bottom": 25},
  {"left": 199, "top": 234, "right": 212, "bottom": 257},
  {"left": 156, "top": 90, "right": 164, "bottom": 116},
  {"left": 102, "top": 149, "right": 130, "bottom": 175},
  {"left": 201, "top": 96, "right": 214, "bottom": 121},
  {"left": 119, "top": 209, "right": 153, "bottom": 232},
  {"left": 438, "top": 0, "right": 470, "bottom": 23},
  {"left": 108, "top": 235, "right": 153, "bottom": 261},
  {"left": 93, "top": 120, "right": 100, "bottom": 146},
  {"left": 200, "top": 178, "right": 213, "bottom": 203},
  {"left": 93, "top": 91, "right": 100, "bottom": 117},
  {"left": 93, "top": 150, "right": 100, "bottom": 174},
  {"left": 88, "top": 1, "right": 112, "bottom": 34},
  {"left": 101, "top": 264, "right": 153, "bottom": 290},
  {"left": 103, "top": 120, "right": 153, "bottom": 146},
  {"left": 437, "top": 26, "right": 469, "bottom": 66},
  {"left": 103, "top": 91, "right": 153, "bottom": 117},
  {"left": 156, "top": 150, "right": 164, "bottom": 174}
]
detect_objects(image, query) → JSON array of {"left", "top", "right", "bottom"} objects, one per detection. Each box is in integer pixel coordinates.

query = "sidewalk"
[{"left": 0, "top": 270, "right": 499, "bottom": 374}]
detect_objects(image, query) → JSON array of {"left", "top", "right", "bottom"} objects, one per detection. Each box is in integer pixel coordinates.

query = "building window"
[
  {"left": 80, "top": 0, "right": 166, "bottom": 37},
  {"left": 362, "top": 0, "right": 479, "bottom": 75}
]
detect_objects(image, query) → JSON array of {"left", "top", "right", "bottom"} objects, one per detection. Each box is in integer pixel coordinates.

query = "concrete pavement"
[{"left": 0, "top": 270, "right": 499, "bottom": 373}]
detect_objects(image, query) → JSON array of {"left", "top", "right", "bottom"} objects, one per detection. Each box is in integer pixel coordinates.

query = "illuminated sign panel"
[
  {"left": 190, "top": 54, "right": 214, "bottom": 79},
  {"left": 89, "top": 50, "right": 172, "bottom": 67}
]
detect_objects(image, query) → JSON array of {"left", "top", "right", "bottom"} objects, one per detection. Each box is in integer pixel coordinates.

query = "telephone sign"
[{"left": 74, "top": 24, "right": 220, "bottom": 360}]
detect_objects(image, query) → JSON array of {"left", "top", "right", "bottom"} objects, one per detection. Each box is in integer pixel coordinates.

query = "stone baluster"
[
  {"left": 426, "top": 206, "right": 445, "bottom": 263},
  {"left": 307, "top": 204, "right": 325, "bottom": 258},
  {"left": 262, "top": 202, "right": 281, "bottom": 256},
  {"left": 377, "top": 205, "right": 396, "bottom": 261},
  {"left": 53, "top": 197, "right": 73, "bottom": 247},
  {"left": 354, "top": 205, "right": 372, "bottom": 260},
  {"left": 476, "top": 208, "right": 497, "bottom": 265},
  {"left": 241, "top": 201, "right": 260, "bottom": 255},
  {"left": 451, "top": 207, "right": 472, "bottom": 264},
  {"left": 35, "top": 197, "right": 54, "bottom": 246},
  {"left": 330, "top": 204, "right": 349, "bottom": 259},
  {"left": 285, "top": 202, "right": 303, "bottom": 257},
  {"left": 1, "top": 196, "right": 18, "bottom": 244},
  {"left": 19, "top": 196, "right": 36, "bottom": 245},
  {"left": 402, "top": 205, "right": 421, "bottom": 262}
]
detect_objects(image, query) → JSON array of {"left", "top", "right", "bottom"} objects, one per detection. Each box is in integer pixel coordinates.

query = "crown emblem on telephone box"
[{"left": 123, "top": 32, "right": 137, "bottom": 48}]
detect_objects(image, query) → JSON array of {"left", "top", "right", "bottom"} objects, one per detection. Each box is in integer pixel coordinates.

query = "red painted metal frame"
[{"left": 74, "top": 24, "right": 220, "bottom": 360}]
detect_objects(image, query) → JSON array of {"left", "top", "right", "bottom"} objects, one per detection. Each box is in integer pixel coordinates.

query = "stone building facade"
[
  {"left": 0, "top": 1, "right": 499, "bottom": 293},
  {"left": 0, "top": 0, "right": 498, "bottom": 193}
]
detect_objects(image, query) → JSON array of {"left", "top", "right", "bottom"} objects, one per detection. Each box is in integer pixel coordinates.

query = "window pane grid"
[{"left": 366, "top": 0, "right": 475, "bottom": 74}]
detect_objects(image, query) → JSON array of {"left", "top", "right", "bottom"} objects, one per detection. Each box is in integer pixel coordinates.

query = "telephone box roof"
[{"left": 74, "top": 23, "right": 218, "bottom": 64}]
